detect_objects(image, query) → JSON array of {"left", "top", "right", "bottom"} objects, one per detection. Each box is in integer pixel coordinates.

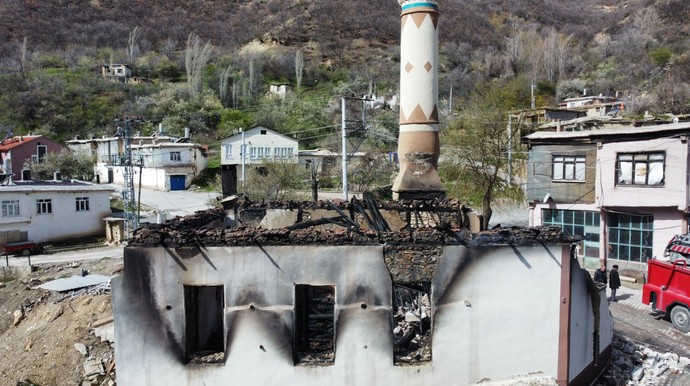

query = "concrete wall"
[
  {"left": 113, "top": 243, "right": 609, "bottom": 385},
  {"left": 105, "top": 164, "right": 202, "bottom": 191},
  {"left": 221, "top": 127, "right": 298, "bottom": 166},
  {"left": 526, "top": 144, "right": 597, "bottom": 203},
  {"left": 0, "top": 189, "right": 111, "bottom": 243},
  {"left": 597, "top": 137, "right": 688, "bottom": 209}
]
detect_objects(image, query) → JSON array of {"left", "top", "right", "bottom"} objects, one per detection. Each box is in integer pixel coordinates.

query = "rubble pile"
[
  {"left": 393, "top": 286, "right": 432, "bottom": 365},
  {"left": 595, "top": 335, "right": 690, "bottom": 385}
]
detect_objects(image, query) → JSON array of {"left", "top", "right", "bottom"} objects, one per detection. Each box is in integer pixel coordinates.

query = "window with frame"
[
  {"left": 36, "top": 199, "right": 52, "bottom": 214},
  {"left": 76, "top": 197, "right": 90, "bottom": 212},
  {"left": 170, "top": 151, "right": 181, "bottom": 162},
  {"left": 225, "top": 145, "right": 232, "bottom": 159},
  {"left": 552, "top": 155, "right": 586, "bottom": 181},
  {"left": 616, "top": 152, "right": 664, "bottom": 186},
  {"left": 542, "top": 209, "right": 600, "bottom": 259},
  {"left": 1, "top": 200, "right": 20, "bottom": 217},
  {"left": 37, "top": 144, "right": 47, "bottom": 163},
  {"left": 607, "top": 212, "right": 653, "bottom": 263},
  {"left": 250, "top": 147, "right": 258, "bottom": 160}
]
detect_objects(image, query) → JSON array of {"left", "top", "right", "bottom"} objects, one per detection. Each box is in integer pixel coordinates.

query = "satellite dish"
[{"left": 543, "top": 193, "right": 551, "bottom": 203}]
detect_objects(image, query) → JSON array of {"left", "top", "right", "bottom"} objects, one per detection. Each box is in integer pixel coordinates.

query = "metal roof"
[
  {"left": 525, "top": 121, "right": 690, "bottom": 142},
  {"left": 38, "top": 274, "right": 111, "bottom": 292}
]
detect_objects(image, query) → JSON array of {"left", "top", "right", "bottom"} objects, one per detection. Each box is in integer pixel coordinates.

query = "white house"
[
  {"left": 114, "top": 142, "right": 208, "bottom": 191},
  {"left": 68, "top": 135, "right": 208, "bottom": 191},
  {"left": 221, "top": 126, "right": 298, "bottom": 167},
  {"left": 0, "top": 180, "right": 114, "bottom": 246},
  {"left": 219, "top": 126, "right": 299, "bottom": 196}
]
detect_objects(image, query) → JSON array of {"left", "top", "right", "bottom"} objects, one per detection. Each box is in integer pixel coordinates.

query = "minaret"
[{"left": 392, "top": 0, "right": 445, "bottom": 200}]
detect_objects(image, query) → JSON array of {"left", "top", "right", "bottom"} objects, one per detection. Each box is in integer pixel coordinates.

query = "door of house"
[
  {"left": 107, "top": 168, "right": 114, "bottom": 183},
  {"left": 170, "top": 175, "right": 186, "bottom": 191}
]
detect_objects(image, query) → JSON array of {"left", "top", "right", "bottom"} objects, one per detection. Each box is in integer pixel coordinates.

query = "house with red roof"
[{"left": 0, "top": 135, "right": 66, "bottom": 182}]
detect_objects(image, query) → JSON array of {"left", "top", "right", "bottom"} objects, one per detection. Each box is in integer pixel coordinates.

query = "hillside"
[{"left": 1, "top": 0, "right": 690, "bottom": 144}]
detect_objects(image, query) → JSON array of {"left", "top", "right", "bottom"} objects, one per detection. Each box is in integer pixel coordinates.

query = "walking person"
[
  {"left": 609, "top": 264, "right": 621, "bottom": 302},
  {"left": 594, "top": 264, "right": 607, "bottom": 286}
]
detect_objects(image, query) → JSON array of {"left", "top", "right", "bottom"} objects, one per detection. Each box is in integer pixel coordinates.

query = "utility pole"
[
  {"left": 341, "top": 98, "right": 347, "bottom": 200},
  {"left": 531, "top": 84, "right": 536, "bottom": 109},
  {"left": 507, "top": 113, "right": 513, "bottom": 184},
  {"left": 114, "top": 116, "right": 142, "bottom": 238},
  {"left": 341, "top": 95, "right": 373, "bottom": 200},
  {"left": 240, "top": 128, "right": 246, "bottom": 187}
]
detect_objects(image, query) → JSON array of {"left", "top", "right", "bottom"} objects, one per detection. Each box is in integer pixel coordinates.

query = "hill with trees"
[{"left": 1, "top": 0, "right": 690, "bottom": 218}]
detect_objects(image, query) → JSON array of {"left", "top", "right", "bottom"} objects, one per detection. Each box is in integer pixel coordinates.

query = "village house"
[
  {"left": 112, "top": 200, "right": 613, "bottom": 386},
  {"left": 523, "top": 121, "right": 690, "bottom": 273},
  {"left": 267, "top": 83, "right": 293, "bottom": 99},
  {"left": 128, "top": 141, "right": 208, "bottom": 191},
  {"left": 101, "top": 64, "right": 132, "bottom": 83},
  {"left": 559, "top": 94, "right": 623, "bottom": 118},
  {"left": 0, "top": 134, "right": 66, "bottom": 183},
  {"left": 219, "top": 126, "right": 299, "bottom": 196},
  {"left": 67, "top": 134, "right": 208, "bottom": 191},
  {"left": 0, "top": 179, "right": 114, "bottom": 247}
]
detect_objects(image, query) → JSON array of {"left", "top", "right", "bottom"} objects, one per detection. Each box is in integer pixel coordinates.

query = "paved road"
[
  {"left": 608, "top": 283, "right": 690, "bottom": 358},
  {"left": 3, "top": 245, "right": 124, "bottom": 267},
  {"left": 108, "top": 184, "right": 219, "bottom": 218}
]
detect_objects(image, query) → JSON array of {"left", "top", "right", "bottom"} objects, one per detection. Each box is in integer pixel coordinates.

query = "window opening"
[
  {"left": 170, "top": 151, "right": 181, "bottom": 162},
  {"left": 552, "top": 155, "right": 586, "bottom": 181},
  {"left": 542, "top": 209, "right": 600, "bottom": 259},
  {"left": 36, "top": 144, "right": 47, "bottom": 163},
  {"left": 36, "top": 199, "right": 52, "bottom": 214},
  {"left": 393, "top": 283, "right": 432, "bottom": 365},
  {"left": 616, "top": 152, "right": 664, "bottom": 186},
  {"left": 76, "top": 197, "right": 90, "bottom": 212},
  {"left": 184, "top": 285, "right": 225, "bottom": 364},
  {"left": 608, "top": 212, "right": 653, "bottom": 263},
  {"left": 294, "top": 284, "right": 335, "bottom": 365},
  {"left": 1, "top": 200, "right": 20, "bottom": 217}
]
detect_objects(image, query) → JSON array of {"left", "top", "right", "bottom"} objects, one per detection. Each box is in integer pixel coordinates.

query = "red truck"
[
  {"left": 642, "top": 258, "right": 690, "bottom": 332},
  {"left": 2, "top": 241, "right": 43, "bottom": 256}
]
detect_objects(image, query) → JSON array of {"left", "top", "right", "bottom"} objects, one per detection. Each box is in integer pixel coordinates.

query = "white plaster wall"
[
  {"left": 432, "top": 246, "right": 562, "bottom": 384},
  {"left": 597, "top": 138, "right": 688, "bottom": 209},
  {"left": 113, "top": 242, "right": 608, "bottom": 386},
  {"left": 650, "top": 207, "right": 685, "bottom": 259},
  {"left": 26, "top": 191, "right": 111, "bottom": 242},
  {"left": 221, "top": 128, "right": 298, "bottom": 166}
]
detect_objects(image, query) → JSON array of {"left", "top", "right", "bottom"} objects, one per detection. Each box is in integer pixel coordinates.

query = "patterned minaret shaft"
[{"left": 392, "top": 0, "right": 445, "bottom": 199}]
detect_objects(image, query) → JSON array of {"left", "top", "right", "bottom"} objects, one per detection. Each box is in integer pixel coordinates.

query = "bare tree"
[
  {"left": 19, "top": 36, "right": 29, "bottom": 79},
  {"left": 184, "top": 33, "right": 214, "bottom": 100},
  {"left": 127, "top": 26, "right": 141, "bottom": 64},
  {"left": 219, "top": 64, "right": 232, "bottom": 106},
  {"left": 295, "top": 49, "right": 303, "bottom": 96}
]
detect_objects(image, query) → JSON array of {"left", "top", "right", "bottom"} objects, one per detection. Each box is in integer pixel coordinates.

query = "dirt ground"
[{"left": 0, "top": 258, "right": 122, "bottom": 386}]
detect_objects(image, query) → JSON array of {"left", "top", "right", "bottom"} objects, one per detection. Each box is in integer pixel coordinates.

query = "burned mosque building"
[{"left": 111, "top": 1, "right": 613, "bottom": 385}]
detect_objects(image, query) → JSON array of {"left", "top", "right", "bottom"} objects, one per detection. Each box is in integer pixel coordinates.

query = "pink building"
[
  {"left": 0, "top": 135, "right": 66, "bottom": 182},
  {"left": 524, "top": 122, "right": 690, "bottom": 273}
]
